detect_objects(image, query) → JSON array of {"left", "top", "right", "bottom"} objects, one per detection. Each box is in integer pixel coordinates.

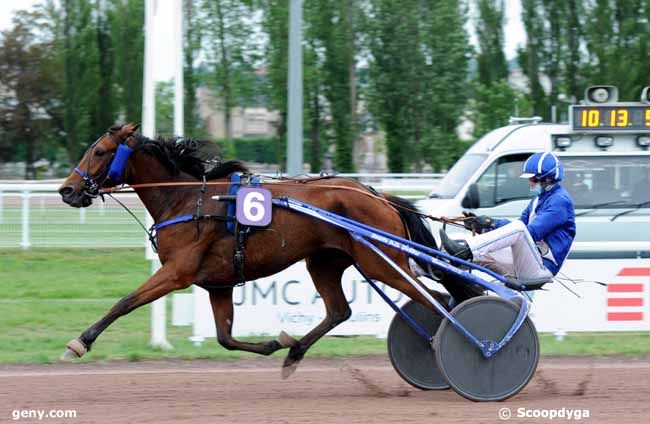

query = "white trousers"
[{"left": 465, "top": 220, "right": 553, "bottom": 281}]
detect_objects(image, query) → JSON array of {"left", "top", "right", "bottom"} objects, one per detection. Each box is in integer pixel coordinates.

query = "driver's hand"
[
  {"left": 462, "top": 211, "right": 476, "bottom": 231},
  {"left": 473, "top": 215, "right": 495, "bottom": 234}
]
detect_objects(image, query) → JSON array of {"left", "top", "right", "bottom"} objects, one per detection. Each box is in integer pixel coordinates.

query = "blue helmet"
[{"left": 520, "top": 152, "right": 564, "bottom": 182}]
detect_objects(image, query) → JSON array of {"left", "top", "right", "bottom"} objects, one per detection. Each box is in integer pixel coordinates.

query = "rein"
[
  {"left": 100, "top": 179, "right": 469, "bottom": 229},
  {"left": 74, "top": 128, "right": 467, "bottom": 240}
]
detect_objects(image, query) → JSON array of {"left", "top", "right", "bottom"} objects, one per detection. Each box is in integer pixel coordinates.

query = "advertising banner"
[{"left": 186, "top": 258, "right": 650, "bottom": 341}]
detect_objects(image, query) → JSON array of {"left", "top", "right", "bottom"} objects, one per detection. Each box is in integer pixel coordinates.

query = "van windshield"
[
  {"left": 563, "top": 155, "right": 650, "bottom": 208},
  {"left": 429, "top": 154, "right": 487, "bottom": 198}
]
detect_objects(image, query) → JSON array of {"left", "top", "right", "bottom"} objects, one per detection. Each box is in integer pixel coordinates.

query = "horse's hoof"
[
  {"left": 60, "top": 348, "right": 80, "bottom": 361},
  {"left": 278, "top": 331, "right": 299, "bottom": 348},
  {"left": 281, "top": 350, "right": 303, "bottom": 379},
  {"left": 59, "top": 338, "right": 87, "bottom": 361},
  {"left": 281, "top": 361, "right": 300, "bottom": 379}
]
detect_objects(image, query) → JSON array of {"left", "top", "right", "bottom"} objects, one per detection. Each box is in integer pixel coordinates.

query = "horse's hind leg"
[
  {"left": 281, "top": 250, "right": 353, "bottom": 379},
  {"left": 207, "top": 287, "right": 291, "bottom": 355}
]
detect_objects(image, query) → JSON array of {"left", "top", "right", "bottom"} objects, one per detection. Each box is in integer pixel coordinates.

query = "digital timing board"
[{"left": 571, "top": 105, "right": 650, "bottom": 131}]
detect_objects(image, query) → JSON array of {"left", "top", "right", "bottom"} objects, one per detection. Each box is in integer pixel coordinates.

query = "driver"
[{"left": 440, "top": 152, "right": 576, "bottom": 284}]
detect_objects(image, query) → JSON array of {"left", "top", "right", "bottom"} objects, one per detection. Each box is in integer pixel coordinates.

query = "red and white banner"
[
  {"left": 606, "top": 268, "right": 648, "bottom": 322},
  {"left": 531, "top": 260, "right": 650, "bottom": 332}
]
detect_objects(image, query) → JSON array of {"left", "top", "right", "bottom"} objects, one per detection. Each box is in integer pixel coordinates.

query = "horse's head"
[{"left": 59, "top": 123, "right": 140, "bottom": 207}]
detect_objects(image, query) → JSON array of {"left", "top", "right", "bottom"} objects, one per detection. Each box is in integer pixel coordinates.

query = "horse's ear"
[{"left": 123, "top": 123, "right": 140, "bottom": 135}]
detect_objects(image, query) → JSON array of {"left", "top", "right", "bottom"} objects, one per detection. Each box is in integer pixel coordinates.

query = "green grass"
[
  {"left": 0, "top": 248, "right": 150, "bottom": 298},
  {"left": 540, "top": 332, "right": 650, "bottom": 356},
  {"left": 0, "top": 206, "right": 148, "bottom": 248},
  {"left": 0, "top": 248, "right": 388, "bottom": 363},
  {"left": 1, "top": 249, "right": 649, "bottom": 364}
]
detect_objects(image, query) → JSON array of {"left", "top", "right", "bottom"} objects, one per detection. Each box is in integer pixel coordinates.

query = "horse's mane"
[{"left": 120, "top": 128, "right": 249, "bottom": 180}]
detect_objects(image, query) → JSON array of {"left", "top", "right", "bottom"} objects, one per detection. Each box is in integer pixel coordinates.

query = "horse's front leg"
[
  {"left": 207, "top": 287, "right": 296, "bottom": 355},
  {"left": 61, "top": 260, "right": 194, "bottom": 359}
]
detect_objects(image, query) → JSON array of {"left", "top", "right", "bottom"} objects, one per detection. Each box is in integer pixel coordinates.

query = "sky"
[{"left": 0, "top": 0, "right": 527, "bottom": 81}]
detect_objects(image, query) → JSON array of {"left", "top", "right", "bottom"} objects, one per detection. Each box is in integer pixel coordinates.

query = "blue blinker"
[{"left": 108, "top": 144, "right": 134, "bottom": 183}]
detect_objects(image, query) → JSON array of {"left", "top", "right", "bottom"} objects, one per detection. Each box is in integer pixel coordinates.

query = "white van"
[{"left": 418, "top": 86, "right": 650, "bottom": 332}]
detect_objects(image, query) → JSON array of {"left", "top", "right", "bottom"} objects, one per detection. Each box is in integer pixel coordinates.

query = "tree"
[
  {"left": 202, "top": 0, "right": 259, "bottom": 141},
  {"left": 261, "top": 0, "right": 289, "bottom": 167},
  {"left": 367, "top": 0, "right": 470, "bottom": 172},
  {"left": 109, "top": 0, "right": 144, "bottom": 124},
  {"left": 155, "top": 81, "right": 174, "bottom": 137},
  {"left": 583, "top": 0, "right": 650, "bottom": 100},
  {"left": 472, "top": 0, "right": 529, "bottom": 139},
  {"left": 421, "top": 0, "right": 472, "bottom": 171},
  {"left": 519, "top": 0, "right": 548, "bottom": 118},
  {"left": 564, "top": 0, "right": 582, "bottom": 102},
  {"left": 303, "top": 1, "right": 327, "bottom": 172},
  {"left": 0, "top": 9, "right": 62, "bottom": 176},
  {"left": 472, "top": 81, "right": 532, "bottom": 139},
  {"left": 62, "top": 0, "right": 103, "bottom": 163},
  {"left": 314, "top": 0, "right": 357, "bottom": 172},
  {"left": 518, "top": 0, "right": 650, "bottom": 118},
  {"left": 183, "top": 0, "right": 204, "bottom": 137},
  {"left": 476, "top": 0, "right": 508, "bottom": 86},
  {"left": 367, "top": 0, "right": 424, "bottom": 172},
  {"left": 519, "top": 1, "right": 598, "bottom": 118},
  {"left": 0, "top": 0, "right": 133, "bottom": 175},
  {"left": 95, "top": 0, "right": 115, "bottom": 129}
]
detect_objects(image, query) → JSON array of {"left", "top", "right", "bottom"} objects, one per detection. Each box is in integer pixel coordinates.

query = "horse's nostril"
[{"left": 59, "top": 186, "right": 74, "bottom": 197}]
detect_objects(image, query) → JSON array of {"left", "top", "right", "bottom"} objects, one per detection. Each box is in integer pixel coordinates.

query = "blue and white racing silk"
[{"left": 493, "top": 184, "right": 576, "bottom": 275}]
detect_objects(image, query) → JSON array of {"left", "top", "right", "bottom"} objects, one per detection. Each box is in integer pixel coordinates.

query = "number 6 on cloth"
[{"left": 236, "top": 187, "right": 272, "bottom": 226}]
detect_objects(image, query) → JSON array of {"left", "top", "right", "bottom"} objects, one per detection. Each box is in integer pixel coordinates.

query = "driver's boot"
[{"left": 439, "top": 230, "right": 473, "bottom": 261}]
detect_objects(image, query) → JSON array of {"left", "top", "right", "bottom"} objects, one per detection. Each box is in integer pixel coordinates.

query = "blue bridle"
[
  {"left": 74, "top": 134, "right": 134, "bottom": 197},
  {"left": 107, "top": 143, "right": 134, "bottom": 183},
  {"left": 72, "top": 132, "right": 205, "bottom": 253}
]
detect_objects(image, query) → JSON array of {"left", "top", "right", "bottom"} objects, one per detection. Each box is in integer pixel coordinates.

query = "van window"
[
  {"left": 475, "top": 154, "right": 533, "bottom": 208},
  {"left": 563, "top": 156, "right": 650, "bottom": 207},
  {"left": 429, "top": 154, "right": 486, "bottom": 198}
]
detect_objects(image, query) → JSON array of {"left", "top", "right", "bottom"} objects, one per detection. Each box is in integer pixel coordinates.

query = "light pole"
[{"left": 286, "top": 0, "right": 303, "bottom": 176}]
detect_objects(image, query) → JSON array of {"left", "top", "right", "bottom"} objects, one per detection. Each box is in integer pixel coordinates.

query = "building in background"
[{"left": 196, "top": 86, "right": 280, "bottom": 139}]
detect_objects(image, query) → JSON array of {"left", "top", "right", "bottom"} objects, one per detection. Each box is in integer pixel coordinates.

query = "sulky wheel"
[
  {"left": 387, "top": 300, "right": 450, "bottom": 390},
  {"left": 434, "top": 296, "right": 539, "bottom": 402}
]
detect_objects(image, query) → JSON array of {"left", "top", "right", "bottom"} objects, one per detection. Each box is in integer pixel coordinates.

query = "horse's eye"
[{"left": 95, "top": 149, "right": 106, "bottom": 157}]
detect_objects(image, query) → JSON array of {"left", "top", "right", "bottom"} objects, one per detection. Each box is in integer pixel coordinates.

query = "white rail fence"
[{"left": 0, "top": 174, "right": 442, "bottom": 249}]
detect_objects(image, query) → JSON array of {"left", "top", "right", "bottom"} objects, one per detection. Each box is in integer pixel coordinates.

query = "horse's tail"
[
  {"left": 383, "top": 194, "right": 438, "bottom": 250},
  {"left": 384, "top": 193, "right": 484, "bottom": 303}
]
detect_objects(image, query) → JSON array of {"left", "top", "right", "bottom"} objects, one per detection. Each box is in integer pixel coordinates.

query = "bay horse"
[{"left": 58, "top": 123, "right": 479, "bottom": 376}]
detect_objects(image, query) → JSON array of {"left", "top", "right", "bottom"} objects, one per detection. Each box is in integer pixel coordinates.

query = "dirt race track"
[{"left": 1, "top": 356, "right": 649, "bottom": 424}]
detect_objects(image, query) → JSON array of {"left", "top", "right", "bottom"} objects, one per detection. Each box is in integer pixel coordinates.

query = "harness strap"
[
  {"left": 195, "top": 174, "right": 207, "bottom": 239},
  {"left": 74, "top": 167, "right": 100, "bottom": 198},
  {"left": 226, "top": 172, "right": 262, "bottom": 284},
  {"left": 147, "top": 214, "right": 232, "bottom": 253},
  {"left": 226, "top": 173, "right": 241, "bottom": 233},
  {"left": 146, "top": 172, "right": 256, "bottom": 274},
  {"left": 154, "top": 214, "right": 195, "bottom": 231},
  {"left": 233, "top": 220, "right": 248, "bottom": 284},
  {"left": 74, "top": 167, "right": 90, "bottom": 179}
]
